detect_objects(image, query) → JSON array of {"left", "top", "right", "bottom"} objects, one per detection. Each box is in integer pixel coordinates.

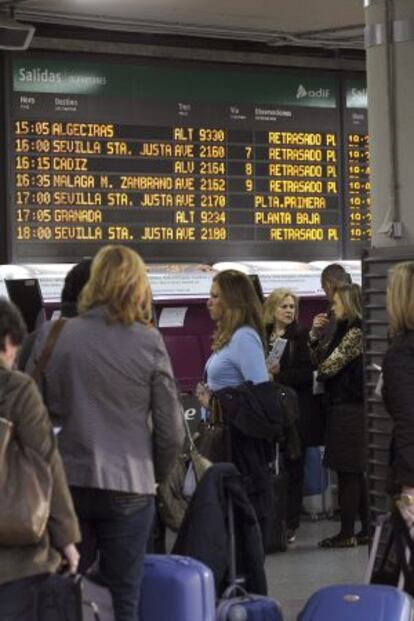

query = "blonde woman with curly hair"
[
  {"left": 28, "top": 245, "right": 184, "bottom": 621},
  {"left": 263, "top": 288, "right": 317, "bottom": 544}
]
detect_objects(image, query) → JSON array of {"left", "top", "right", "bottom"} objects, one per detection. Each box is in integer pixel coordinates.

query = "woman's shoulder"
[
  {"left": 346, "top": 316, "right": 362, "bottom": 331},
  {"left": 0, "top": 367, "right": 35, "bottom": 401},
  {"left": 232, "top": 325, "right": 261, "bottom": 342},
  {"left": 128, "top": 323, "right": 168, "bottom": 355},
  {"left": 338, "top": 322, "right": 362, "bottom": 341},
  {"left": 339, "top": 325, "right": 363, "bottom": 350},
  {"left": 130, "top": 321, "right": 161, "bottom": 338},
  {"left": 347, "top": 324, "right": 363, "bottom": 337},
  {"left": 384, "top": 332, "right": 414, "bottom": 363}
]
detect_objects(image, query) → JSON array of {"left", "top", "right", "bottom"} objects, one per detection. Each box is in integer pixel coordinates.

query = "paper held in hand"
[{"left": 266, "top": 337, "right": 288, "bottom": 369}]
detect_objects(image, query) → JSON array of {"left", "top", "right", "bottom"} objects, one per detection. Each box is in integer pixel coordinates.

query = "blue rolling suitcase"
[
  {"left": 217, "top": 585, "right": 283, "bottom": 621},
  {"left": 298, "top": 584, "right": 414, "bottom": 621},
  {"left": 302, "top": 446, "right": 333, "bottom": 520},
  {"left": 303, "top": 447, "right": 328, "bottom": 496},
  {"left": 139, "top": 554, "right": 216, "bottom": 621}
]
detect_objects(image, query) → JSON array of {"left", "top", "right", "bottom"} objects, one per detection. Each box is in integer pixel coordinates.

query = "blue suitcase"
[
  {"left": 139, "top": 554, "right": 216, "bottom": 621},
  {"left": 303, "top": 447, "right": 328, "bottom": 496},
  {"left": 298, "top": 584, "right": 414, "bottom": 621},
  {"left": 217, "top": 585, "right": 283, "bottom": 621},
  {"left": 302, "top": 446, "right": 333, "bottom": 520}
]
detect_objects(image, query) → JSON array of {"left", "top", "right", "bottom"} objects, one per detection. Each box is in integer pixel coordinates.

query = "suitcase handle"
[
  {"left": 83, "top": 599, "right": 101, "bottom": 621},
  {"left": 365, "top": 514, "right": 389, "bottom": 583},
  {"left": 221, "top": 584, "right": 251, "bottom": 601}
]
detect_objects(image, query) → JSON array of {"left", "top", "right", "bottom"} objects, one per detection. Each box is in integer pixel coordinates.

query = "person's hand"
[
  {"left": 397, "top": 503, "right": 414, "bottom": 528},
  {"left": 268, "top": 361, "right": 280, "bottom": 376},
  {"left": 310, "top": 313, "right": 330, "bottom": 339},
  {"left": 396, "top": 487, "right": 414, "bottom": 527},
  {"left": 195, "top": 382, "right": 211, "bottom": 409},
  {"left": 62, "top": 543, "right": 80, "bottom": 575}
]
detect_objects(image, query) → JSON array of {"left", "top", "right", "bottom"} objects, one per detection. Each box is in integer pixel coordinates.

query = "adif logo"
[
  {"left": 296, "top": 84, "right": 308, "bottom": 99},
  {"left": 296, "top": 84, "right": 331, "bottom": 99}
]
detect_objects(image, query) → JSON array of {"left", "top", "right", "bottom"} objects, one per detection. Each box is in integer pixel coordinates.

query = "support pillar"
[{"left": 365, "top": 0, "right": 414, "bottom": 248}]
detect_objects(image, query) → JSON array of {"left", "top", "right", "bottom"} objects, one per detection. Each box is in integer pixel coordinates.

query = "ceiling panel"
[{"left": 9, "top": 0, "right": 365, "bottom": 41}]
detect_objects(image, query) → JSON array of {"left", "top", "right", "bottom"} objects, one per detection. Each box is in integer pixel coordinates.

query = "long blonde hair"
[
  {"left": 212, "top": 270, "right": 265, "bottom": 351},
  {"left": 387, "top": 261, "right": 414, "bottom": 336},
  {"left": 334, "top": 283, "right": 362, "bottom": 324},
  {"left": 262, "top": 288, "right": 298, "bottom": 327},
  {"left": 79, "top": 245, "right": 152, "bottom": 326}
]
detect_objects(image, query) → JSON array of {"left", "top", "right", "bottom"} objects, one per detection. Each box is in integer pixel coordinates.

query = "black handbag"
[
  {"left": 195, "top": 397, "right": 231, "bottom": 463},
  {"left": 371, "top": 510, "right": 414, "bottom": 595},
  {"left": 393, "top": 509, "right": 414, "bottom": 594},
  {"left": 370, "top": 513, "right": 400, "bottom": 588},
  {"left": 39, "top": 574, "right": 110, "bottom": 620},
  {"left": 38, "top": 575, "right": 84, "bottom": 621}
]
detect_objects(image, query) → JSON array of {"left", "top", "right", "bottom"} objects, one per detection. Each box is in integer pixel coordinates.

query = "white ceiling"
[{"left": 3, "top": 0, "right": 365, "bottom": 48}]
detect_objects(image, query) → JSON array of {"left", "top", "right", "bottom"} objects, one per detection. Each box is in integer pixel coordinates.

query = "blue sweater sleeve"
[{"left": 230, "top": 327, "right": 268, "bottom": 384}]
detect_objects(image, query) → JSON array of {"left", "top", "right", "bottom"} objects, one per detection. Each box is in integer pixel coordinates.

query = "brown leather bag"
[
  {"left": 195, "top": 396, "right": 232, "bottom": 464},
  {"left": 157, "top": 406, "right": 211, "bottom": 532},
  {"left": 0, "top": 373, "right": 52, "bottom": 546}
]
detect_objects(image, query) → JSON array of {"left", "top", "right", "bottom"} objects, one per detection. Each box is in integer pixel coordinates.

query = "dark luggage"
[
  {"left": 217, "top": 491, "right": 283, "bottom": 621},
  {"left": 139, "top": 554, "right": 216, "bottom": 621},
  {"left": 38, "top": 574, "right": 110, "bottom": 621},
  {"left": 38, "top": 575, "right": 83, "bottom": 621},
  {"left": 366, "top": 511, "right": 414, "bottom": 595},
  {"left": 297, "top": 583, "right": 414, "bottom": 621},
  {"left": 265, "top": 443, "right": 288, "bottom": 553}
]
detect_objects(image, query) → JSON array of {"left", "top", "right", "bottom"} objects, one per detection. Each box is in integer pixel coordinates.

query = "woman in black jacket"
[
  {"left": 309, "top": 283, "right": 369, "bottom": 548},
  {"left": 382, "top": 261, "right": 414, "bottom": 527},
  {"left": 264, "top": 288, "right": 317, "bottom": 543}
]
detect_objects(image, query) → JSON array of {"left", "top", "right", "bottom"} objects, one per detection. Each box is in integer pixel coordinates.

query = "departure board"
[
  {"left": 344, "top": 79, "right": 371, "bottom": 257},
  {"left": 6, "top": 54, "right": 365, "bottom": 263}
]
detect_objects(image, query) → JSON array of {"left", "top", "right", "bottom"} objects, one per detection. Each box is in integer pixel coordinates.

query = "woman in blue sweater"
[
  {"left": 198, "top": 270, "right": 268, "bottom": 396},
  {"left": 196, "top": 269, "right": 269, "bottom": 539}
]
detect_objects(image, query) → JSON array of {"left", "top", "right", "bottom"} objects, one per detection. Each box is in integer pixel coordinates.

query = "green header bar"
[{"left": 13, "top": 58, "right": 337, "bottom": 108}]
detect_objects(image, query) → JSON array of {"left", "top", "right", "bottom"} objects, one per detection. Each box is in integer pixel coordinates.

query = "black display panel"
[
  {"left": 343, "top": 78, "right": 370, "bottom": 258},
  {"left": 5, "top": 278, "right": 44, "bottom": 331},
  {"left": 0, "top": 56, "right": 6, "bottom": 264},
  {"left": 6, "top": 53, "right": 366, "bottom": 263}
]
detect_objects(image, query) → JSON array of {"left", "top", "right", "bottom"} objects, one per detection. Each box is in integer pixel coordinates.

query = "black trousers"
[
  {"left": 285, "top": 451, "right": 306, "bottom": 531},
  {"left": 337, "top": 471, "right": 370, "bottom": 537}
]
